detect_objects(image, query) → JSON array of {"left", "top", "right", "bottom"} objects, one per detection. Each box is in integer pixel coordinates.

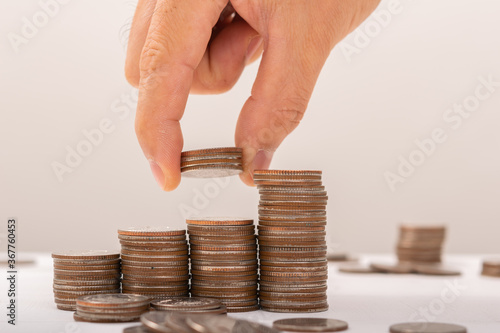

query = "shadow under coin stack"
[
  {"left": 397, "top": 225, "right": 446, "bottom": 264},
  {"left": 118, "top": 227, "right": 190, "bottom": 299},
  {"left": 187, "top": 218, "right": 259, "bottom": 312},
  {"left": 254, "top": 170, "right": 329, "bottom": 313},
  {"left": 74, "top": 294, "right": 150, "bottom": 323},
  {"left": 52, "top": 250, "right": 121, "bottom": 311}
]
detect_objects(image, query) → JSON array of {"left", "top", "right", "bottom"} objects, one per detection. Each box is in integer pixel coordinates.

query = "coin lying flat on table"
[
  {"left": 181, "top": 147, "right": 243, "bottom": 178},
  {"left": 273, "top": 318, "right": 348, "bottom": 332},
  {"left": 412, "top": 264, "right": 461, "bottom": 276},
  {"left": 339, "top": 261, "right": 461, "bottom": 276},
  {"left": 389, "top": 322, "right": 467, "bottom": 333}
]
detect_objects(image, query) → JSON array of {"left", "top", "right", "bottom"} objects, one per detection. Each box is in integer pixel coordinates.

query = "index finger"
[{"left": 135, "top": 0, "right": 228, "bottom": 191}]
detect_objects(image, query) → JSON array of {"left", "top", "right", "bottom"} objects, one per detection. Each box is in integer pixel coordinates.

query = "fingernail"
[
  {"left": 149, "top": 160, "right": 165, "bottom": 189},
  {"left": 246, "top": 36, "right": 263, "bottom": 63},
  {"left": 253, "top": 149, "right": 273, "bottom": 171}
]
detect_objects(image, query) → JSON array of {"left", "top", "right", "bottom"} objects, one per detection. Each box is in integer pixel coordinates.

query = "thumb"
[{"left": 235, "top": 34, "right": 331, "bottom": 186}]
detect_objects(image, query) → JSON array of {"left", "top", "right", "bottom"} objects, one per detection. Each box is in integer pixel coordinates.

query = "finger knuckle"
[
  {"left": 138, "top": 37, "right": 169, "bottom": 89},
  {"left": 271, "top": 96, "right": 308, "bottom": 135}
]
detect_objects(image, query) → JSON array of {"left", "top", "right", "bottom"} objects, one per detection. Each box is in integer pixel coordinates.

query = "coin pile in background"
[
  {"left": 187, "top": 218, "right": 259, "bottom": 312},
  {"left": 118, "top": 227, "right": 190, "bottom": 300},
  {"left": 180, "top": 147, "right": 243, "bottom": 178},
  {"left": 52, "top": 250, "right": 121, "bottom": 311},
  {"left": 74, "top": 294, "right": 150, "bottom": 323},
  {"left": 150, "top": 297, "right": 227, "bottom": 315},
  {"left": 254, "top": 170, "right": 329, "bottom": 313},
  {"left": 396, "top": 225, "right": 446, "bottom": 263},
  {"left": 481, "top": 259, "right": 500, "bottom": 277}
]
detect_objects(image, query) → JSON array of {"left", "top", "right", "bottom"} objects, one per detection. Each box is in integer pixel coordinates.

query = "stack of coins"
[
  {"left": 139, "top": 311, "right": 281, "bottom": 333},
  {"left": 187, "top": 218, "right": 259, "bottom": 312},
  {"left": 52, "top": 250, "right": 121, "bottom": 311},
  {"left": 396, "top": 225, "right": 446, "bottom": 263},
  {"left": 181, "top": 147, "right": 243, "bottom": 178},
  {"left": 254, "top": 170, "right": 329, "bottom": 313},
  {"left": 150, "top": 297, "right": 227, "bottom": 314},
  {"left": 74, "top": 294, "right": 150, "bottom": 323},
  {"left": 118, "top": 227, "right": 189, "bottom": 300},
  {"left": 481, "top": 259, "right": 500, "bottom": 277}
]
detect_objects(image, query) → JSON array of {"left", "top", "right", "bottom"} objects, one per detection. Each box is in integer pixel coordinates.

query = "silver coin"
[
  {"left": 51, "top": 250, "right": 120, "bottom": 259},
  {"left": 272, "top": 318, "right": 348, "bottom": 332},
  {"left": 118, "top": 227, "right": 185, "bottom": 235},
  {"left": 52, "top": 258, "right": 121, "bottom": 265},
  {"left": 181, "top": 165, "right": 242, "bottom": 178},
  {"left": 389, "top": 322, "right": 467, "bottom": 333},
  {"left": 141, "top": 312, "right": 176, "bottom": 333},
  {"left": 151, "top": 297, "right": 222, "bottom": 311},
  {"left": 77, "top": 294, "right": 151, "bottom": 307},
  {"left": 186, "top": 314, "right": 281, "bottom": 333},
  {"left": 181, "top": 154, "right": 242, "bottom": 162}
]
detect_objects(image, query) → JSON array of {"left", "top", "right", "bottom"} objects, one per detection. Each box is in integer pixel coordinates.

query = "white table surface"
[{"left": 1, "top": 253, "right": 500, "bottom": 333}]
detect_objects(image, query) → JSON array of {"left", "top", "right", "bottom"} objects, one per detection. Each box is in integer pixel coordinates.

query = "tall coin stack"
[
  {"left": 254, "top": 170, "right": 329, "bottom": 313},
  {"left": 397, "top": 225, "right": 446, "bottom": 263},
  {"left": 118, "top": 227, "right": 190, "bottom": 299},
  {"left": 52, "top": 250, "right": 121, "bottom": 311},
  {"left": 187, "top": 218, "right": 259, "bottom": 312}
]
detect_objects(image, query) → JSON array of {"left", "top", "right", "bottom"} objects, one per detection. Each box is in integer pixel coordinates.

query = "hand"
[{"left": 125, "top": 0, "right": 380, "bottom": 190}]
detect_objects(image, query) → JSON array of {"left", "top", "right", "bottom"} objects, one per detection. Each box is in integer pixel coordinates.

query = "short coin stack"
[
  {"left": 181, "top": 147, "right": 243, "bottom": 178},
  {"left": 481, "top": 259, "right": 500, "bottom": 277},
  {"left": 187, "top": 217, "right": 259, "bottom": 312},
  {"left": 396, "top": 225, "right": 446, "bottom": 263},
  {"left": 74, "top": 294, "right": 150, "bottom": 323},
  {"left": 118, "top": 227, "right": 190, "bottom": 299},
  {"left": 254, "top": 170, "right": 329, "bottom": 313},
  {"left": 150, "top": 297, "right": 227, "bottom": 315},
  {"left": 52, "top": 250, "right": 121, "bottom": 311}
]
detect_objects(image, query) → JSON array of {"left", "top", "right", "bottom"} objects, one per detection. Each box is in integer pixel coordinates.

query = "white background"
[{"left": 1, "top": 0, "right": 500, "bottom": 254}]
